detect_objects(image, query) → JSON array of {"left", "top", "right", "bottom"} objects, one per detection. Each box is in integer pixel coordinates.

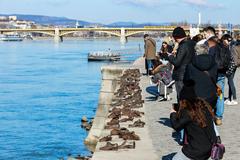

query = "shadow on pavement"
[
  {"left": 145, "top": 96, "right": 158, "bottom": 102},
  {"left": 158, "top": 118, "right": 172, "bottom": 128},
  {"left": 158, "top": 118, "right": 182, "bottom": 145},
  {"left": 162, "top": 152, "right": 176, "bottom": 160}
]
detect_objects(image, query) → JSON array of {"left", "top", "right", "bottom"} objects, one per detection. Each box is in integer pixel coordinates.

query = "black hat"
[
  {"left": 179, "top": 80, "right": 197, "bottom": 102},
  {"left": 144, "top": 34, "right": 149, "bottom": 38},
  {"left": 172, "top": 27, "right": 186, "bottom": 39}
]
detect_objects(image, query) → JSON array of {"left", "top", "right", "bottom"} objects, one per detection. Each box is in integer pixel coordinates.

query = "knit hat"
[
  {"left": 144, "top": 34, "right": 149, "bottom": 38},
  {"left": 179, "top": 80, "right": 197, "bottom": 102},
  {"left": 172, "top": 27, "right": 186, "bottom": 39}
]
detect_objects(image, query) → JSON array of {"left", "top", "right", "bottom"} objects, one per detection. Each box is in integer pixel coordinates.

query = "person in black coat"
[
  {"left": 184, "top": 43, "right": 218, "bottom": 108},
  {"left": 171, "top": 80, "right": 217, "bottom": 160},
  {"left": 161, "top": 27, "right": 196, "bottom": 101}
]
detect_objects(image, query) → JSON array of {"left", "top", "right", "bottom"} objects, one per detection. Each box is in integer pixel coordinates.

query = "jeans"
[
  {"left": 146, "top": 86, "right": 160, "bottom": 97},
  {"left": 227, "top": 70, "right": 237, "bottom": 100},
  {"left": 215, "top": 75, "right": 225, "bottom": 119},
  {"left": 173, "top": 150, "right": 190, "bottom": 160},
  {"left": 147, "top": 59, "right": 154, "bottom": 70}
]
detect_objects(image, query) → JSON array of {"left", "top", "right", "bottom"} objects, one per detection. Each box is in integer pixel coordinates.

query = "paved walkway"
[{"left": 139, "top": 61, "right": 240, "bottom": 159}]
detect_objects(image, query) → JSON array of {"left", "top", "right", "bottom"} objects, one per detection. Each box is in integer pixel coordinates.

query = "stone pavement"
[
  {"left": 90, "top": 58, "right": 240, "bottom": 160},
  {"left": 139, "top": 60, "right": 240, "bottom": 159}
]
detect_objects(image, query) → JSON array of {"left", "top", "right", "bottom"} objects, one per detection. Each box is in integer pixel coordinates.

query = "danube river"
[{"left": 0, "top": 38, "right": 150, "bottom": 160}]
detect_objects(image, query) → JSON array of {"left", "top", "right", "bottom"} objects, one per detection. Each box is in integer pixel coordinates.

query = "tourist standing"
[
  {"left": 184, "top": 44, "right": 218, "bottom": 108},
  {"left": 143, "top": 34, "right": 156, "bottom": 75},
  {"left": 204, "top": 26, "right": 231, "bottom": 125},
  {"left": 222, "top": 34, "right": 238, "bottom": 105},
  {"left": 160, "top": 27, "right": 195, "bottom": 101}
]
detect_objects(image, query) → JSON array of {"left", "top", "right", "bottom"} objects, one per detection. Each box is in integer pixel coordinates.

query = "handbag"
[
  {"left": 204, "top": 123, "right": 225, "bottom": 160},
  {"left": 159, "top": 69, "right": 172, "bottom": 85},
  {"left": 211, "top": 143, "right": 225, "bottom": 160}
]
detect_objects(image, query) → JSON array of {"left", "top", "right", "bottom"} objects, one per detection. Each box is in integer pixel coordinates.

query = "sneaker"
[
  {"left": 166, "top": 80, "right": 175, "bottom": 87},
  {"left": 229, "top": 100, "right": 238, "bottom": 106},
  {"left": 224, "top": 99, "right": 231, "bottom": 105},
  {"left": 215, "top": 118, "right": 222, "bottom": 126},
  {"left": 158, "top": 96, "right": 165, "bottom": 102}
]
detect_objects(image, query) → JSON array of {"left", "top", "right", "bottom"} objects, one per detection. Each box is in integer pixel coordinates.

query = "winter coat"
[
  {"left": 184, "top": 54, "right": 218, "bottom": 107},
  {"left": 170, "top": 108, "right": 216, "bottom": 160},
  {"left": 164, "top": 39, "right": 196, "bottom": 81},
  {"left": 144, "top": 38, "right": 157, "bottom": 60}
]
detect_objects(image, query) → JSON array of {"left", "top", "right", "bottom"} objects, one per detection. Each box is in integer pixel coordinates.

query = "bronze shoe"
[
  {"left": 118, "top": 140, "right": 136, "bottom": 149},
  {"left": 110, "top": 127, "right": 129, "bottom": 136},
  {"left": 104, "top": 124, "right": 120, "bottom": 130},
  {"left": 119, "top": 116, "right": 134, "bottom": 123},
  {"left": 99, "top": 142, "right": 118, "bottom": 151},
  {"left": 120, "top": 131, "right": 140, "bottom": 140},
  {"left": 99, "top": 135, "right": 112, "bottom": 142},
  {"left": 107, "top": 117, "right": 119, "bottom": 125},
  {"left": 129, "top": 119, "right": 145, "bottom": 128}
]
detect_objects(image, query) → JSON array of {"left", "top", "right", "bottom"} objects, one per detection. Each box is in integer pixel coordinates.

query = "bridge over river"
[{"left": 0, "top": 27, "right": 238, "bottom": 43}]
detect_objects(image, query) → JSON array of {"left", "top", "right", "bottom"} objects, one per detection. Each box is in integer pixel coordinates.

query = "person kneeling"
[{"left": 170, "top": 80, "right": 217, "bottom": 160}]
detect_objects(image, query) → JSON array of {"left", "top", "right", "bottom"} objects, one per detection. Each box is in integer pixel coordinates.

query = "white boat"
[
  {"left": 88, "top": 51, "right": 120, "bottom": 61},
  {"left": 0, "top": 34, "right": 23, "bottom": 41}
]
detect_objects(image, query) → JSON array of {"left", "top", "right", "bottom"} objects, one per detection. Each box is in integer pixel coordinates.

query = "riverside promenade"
[
  {"left": 88, "top": 58, "right": 240, "bottom": 160},
  {"left": 134, "top": 57, "right": 240, "bottom": 159}
]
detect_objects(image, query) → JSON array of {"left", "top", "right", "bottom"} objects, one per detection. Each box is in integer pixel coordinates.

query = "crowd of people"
[{"left": 143, "top": 26, "right": 240, "bottom": 159}]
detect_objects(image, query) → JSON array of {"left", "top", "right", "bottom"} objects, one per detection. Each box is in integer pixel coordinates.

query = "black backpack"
[{"left": 214, "top": 43, "right": 231, "bottom": 72}]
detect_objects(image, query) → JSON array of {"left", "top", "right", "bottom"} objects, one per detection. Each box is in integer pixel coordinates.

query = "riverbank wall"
[
  {"left": 85, "top": 59, "right": 158, "bottom": 160},
  {"left": 84, "top": 65, "right": 126, "bottom": 147}
]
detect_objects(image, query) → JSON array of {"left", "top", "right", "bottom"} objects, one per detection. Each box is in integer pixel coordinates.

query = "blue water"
[{"left": 0, "top": 38, "right": 143, "bottom": 160}]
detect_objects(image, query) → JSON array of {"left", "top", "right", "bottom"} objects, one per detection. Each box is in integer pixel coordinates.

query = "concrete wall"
[{"left": 84, "top": 65, "right": 125, "bottom": 149}]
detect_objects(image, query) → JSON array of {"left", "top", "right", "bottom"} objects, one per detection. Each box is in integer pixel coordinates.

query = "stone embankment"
[
  {"left": 85, "top": 64, "right": 158, "bottom": 160},
  {"left": 85, "top": 57, "right": 240, "bottom": 160}
]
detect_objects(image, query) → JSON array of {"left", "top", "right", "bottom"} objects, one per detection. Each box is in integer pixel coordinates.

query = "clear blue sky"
[{"left": 0, "top": 0, "right": 238, "bottom": 24}]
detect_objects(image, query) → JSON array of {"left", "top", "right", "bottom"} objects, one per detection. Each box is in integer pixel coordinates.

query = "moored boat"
[
  {"left": 0, "top": 34, "right": 23, "bottom": 41},
  {"left": 88, "top": 51, "right": 120, "bottom": 61}
]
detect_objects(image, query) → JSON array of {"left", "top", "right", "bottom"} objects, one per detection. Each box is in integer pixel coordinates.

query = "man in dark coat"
[{"left": 161, "top": 27, "right": 196, "bottom": 101}]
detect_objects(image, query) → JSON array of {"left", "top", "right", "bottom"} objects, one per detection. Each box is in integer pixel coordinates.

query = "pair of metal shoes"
[
  {"left": 99, "top": 140, "right": 135, "bottom": 151},
  {"left": 129, "top": 119, "right": 145, "bottom": 128}
]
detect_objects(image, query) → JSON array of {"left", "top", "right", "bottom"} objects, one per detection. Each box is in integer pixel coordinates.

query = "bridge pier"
[
  {"left": 54, "top": 28, "right": 63, "bottom": 42},
  {"left": 120, "top": 28, "right": 127, "bottom": 44},
  {"left": 120, "top": 36, "right": 127, "bottom": 44},
  {"left": 54, "top": 36, "right": 63, "bottom": 42}
]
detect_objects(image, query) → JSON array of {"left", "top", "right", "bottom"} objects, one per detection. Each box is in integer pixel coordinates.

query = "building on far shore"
[{"left": 0, "top": 16, "right": 36, "bottom": 29}]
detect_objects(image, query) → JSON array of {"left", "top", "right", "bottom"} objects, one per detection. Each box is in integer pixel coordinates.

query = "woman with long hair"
[
  {"left": 221, "top": 34, "right": 238, "bottom": 106},
  {"left": 160, "top": 41, "right": 173, "bottom": 55},
  {"left": 171, "top": 81, "right": 217, "bottom": 160}
]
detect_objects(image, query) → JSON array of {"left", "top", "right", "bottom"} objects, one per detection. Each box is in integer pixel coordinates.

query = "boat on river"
[
  {"left": 0, "top": 34, "right": 23, "bottom": 41},
  {"left": 88, "top": 51, "right": 120, "bottom": 61}
]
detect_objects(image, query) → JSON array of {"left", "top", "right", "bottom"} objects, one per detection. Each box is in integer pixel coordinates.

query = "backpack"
[
  {"left": 215, "top": 44, "right": 231, "bottom": 72},
  {"left": 231, "top": 45, "right": 240, "bottom": 67}
]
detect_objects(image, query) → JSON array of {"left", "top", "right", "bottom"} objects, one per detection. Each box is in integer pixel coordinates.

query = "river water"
[{"left": 0, "top": 38, "right": 146, "bottom": 160}]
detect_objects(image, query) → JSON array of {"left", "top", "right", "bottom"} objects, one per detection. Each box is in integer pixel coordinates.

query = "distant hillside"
[
  {"left": 106, "top": 22, "right": 172, "bottom": 27},
  {"left": 0, "top": 14, "right": 175, "bottom": 27},
  {"left": 107, "top": 22, "right": 139, "bottom": 27},
  {"left": 0, "top": 14, "right": 98, "bottom": 26}
]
